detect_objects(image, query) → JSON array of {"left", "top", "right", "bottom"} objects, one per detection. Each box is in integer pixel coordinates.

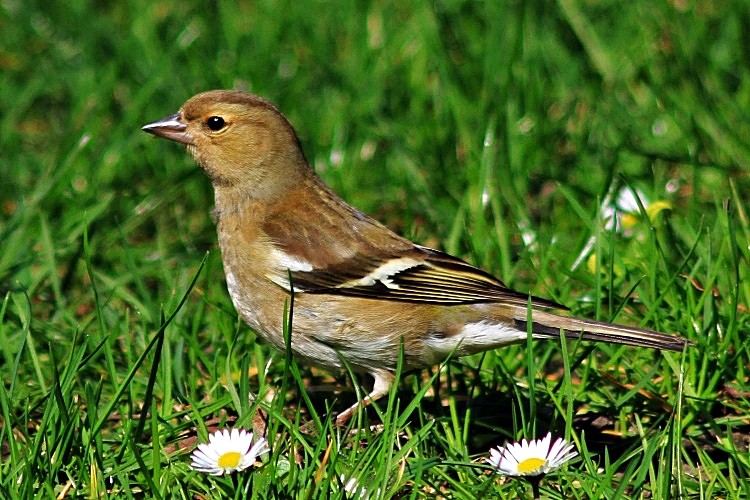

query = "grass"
[{"left": 2, "top": 0, "right": 750, "bottom": 497}]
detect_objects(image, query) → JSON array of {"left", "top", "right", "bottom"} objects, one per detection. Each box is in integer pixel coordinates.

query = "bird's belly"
[
  {"left": 223, "top": 266, "right": 519, "bottom": 375},
  {"left": 422, "top": 319, "right": 526, "bottom": 363}
]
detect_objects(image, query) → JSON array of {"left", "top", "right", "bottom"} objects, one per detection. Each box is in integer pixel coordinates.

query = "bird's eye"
[{"left": 206, "top": 116, "right": 226, "bottom": 131}]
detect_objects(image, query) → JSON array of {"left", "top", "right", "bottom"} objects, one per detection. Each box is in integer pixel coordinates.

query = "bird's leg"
[
  {"left": 335, "top": 369, "right": 395, "bottom": 425},
  {"left": 247, "top": 391, "right": 270, "bottom": 438}
]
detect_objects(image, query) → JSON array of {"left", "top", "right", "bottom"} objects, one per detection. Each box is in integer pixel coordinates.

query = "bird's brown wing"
[
  {"left": 281, "top": 243, "right": 564, "bottom": 308},
  {"left": 261, "top": 182, "right": 564, "bottom": 308}
]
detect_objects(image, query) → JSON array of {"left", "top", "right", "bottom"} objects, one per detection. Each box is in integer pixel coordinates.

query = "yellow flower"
[{"left": 190, "top": 428, "right": 268, "bottom": 476}]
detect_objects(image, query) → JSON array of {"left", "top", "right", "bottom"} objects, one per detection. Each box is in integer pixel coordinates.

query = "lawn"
[{"left": 2, "top": 0, "right": 749, "bottom": 498}]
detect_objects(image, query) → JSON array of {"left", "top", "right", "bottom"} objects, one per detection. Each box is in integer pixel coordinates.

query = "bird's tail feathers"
[{"left": 511, "top": 308, "right": 692, "bottom": 352}]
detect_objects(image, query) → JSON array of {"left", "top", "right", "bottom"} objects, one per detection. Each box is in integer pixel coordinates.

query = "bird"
[{"left": 142, "top": 90, "right": 692, "bottom": 424}]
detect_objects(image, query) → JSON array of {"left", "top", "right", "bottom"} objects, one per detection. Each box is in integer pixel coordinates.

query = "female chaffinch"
[{"left": 143, "top": 90, "right": 691, "bottom": 423}]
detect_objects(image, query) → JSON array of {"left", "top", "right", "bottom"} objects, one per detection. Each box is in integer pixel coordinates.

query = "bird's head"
[{"left": 143, "top": 90, "right": 309, "bottom": 196}]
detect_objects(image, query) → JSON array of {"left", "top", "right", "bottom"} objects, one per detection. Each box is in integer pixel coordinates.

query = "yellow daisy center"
[
  {"left": 517, "top": 457, "right": 546, "bottom": 473},
  {"left": 217, "top": 451, "right": 242, "bottom": 469}
]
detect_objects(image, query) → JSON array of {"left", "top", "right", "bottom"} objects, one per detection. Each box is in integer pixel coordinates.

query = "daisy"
[
  {"left": 489, "top": 433, "right": 577, "bottom": 499},
  {"left": 570, "top": 182, "right": 670, "bottom": 273},
  {"left": 190, "top": 428, "right": 269, "bottom": 476},
  {"left": 489, "top": 432, "right": 577, "bottom": 477}
]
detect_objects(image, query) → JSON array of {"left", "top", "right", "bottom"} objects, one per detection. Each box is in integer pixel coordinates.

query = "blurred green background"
[
  {"left": 5, "top": 0, "right": 749, "bottom": 287},
  {"left": 2, "top": 0, "right": 749, "bottom": 497}
]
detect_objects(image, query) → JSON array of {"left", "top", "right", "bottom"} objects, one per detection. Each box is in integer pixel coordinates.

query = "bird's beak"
[{"left": 141, "top": 113, "right": 194, "bottom": 145}]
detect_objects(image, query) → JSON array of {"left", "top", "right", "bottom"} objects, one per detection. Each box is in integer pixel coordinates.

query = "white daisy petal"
[
  {"left": 504, "top": 443, "right": 521, "bottom": 462},
  {"left": 548, "top": 436, "right": 565, "bottom": 459},
  {"left": 489, "top": 448, "right": 502, "bottom": 465},
  {"left": 539, "top": 432, "right": 552, "bottom": 454},
  {"left": 547, "top": 436, "right": 576, "bottom": 467},
  {"left": 247, "top": 437, "right": 271, "bottom": 460},
  {"left": 488, "top": 433, "right": 577, "bottom": 477},
  {"left": 190, "top": 428, "right": 269, "bottom": 476}
]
